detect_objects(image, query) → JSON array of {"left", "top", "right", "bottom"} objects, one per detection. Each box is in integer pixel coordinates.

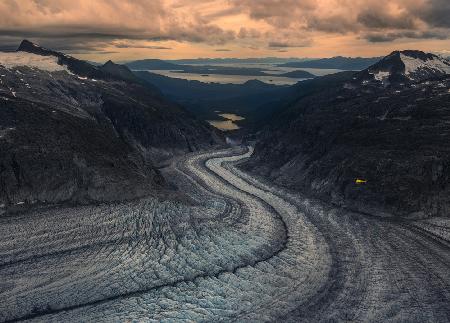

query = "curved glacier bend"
[
  {"left": 0, "top": 147, "right": 328, "bottom": 322},
  {"left": 0, "top": 146, "right": 449, "bottom": 322}
]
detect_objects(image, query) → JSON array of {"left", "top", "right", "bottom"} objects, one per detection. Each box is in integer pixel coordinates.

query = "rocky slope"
[
  {"left": 0, "top": 40, "right": 220, "bottom": 213},
  {"left": 245, "top": 50, "right": 450, "bottom": 218}
]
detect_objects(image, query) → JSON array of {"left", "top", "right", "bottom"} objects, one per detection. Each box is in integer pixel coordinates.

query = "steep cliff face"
[
  {"left": 0, "top": 41, "right": 221, "bottom": 211},
  {"left": 245, "top": 51, "right": 450, "bottom": 218}
]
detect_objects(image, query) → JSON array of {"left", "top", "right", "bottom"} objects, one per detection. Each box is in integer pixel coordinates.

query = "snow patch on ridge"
[
  {"left": 0, "top": 52, "right": 69, "bottom": 72},
  {"left": 373, "top": 70, "right": 390, "bottom": 81},
  {"left": 400, "top": 53, "right": 450, "bottom": 77}
]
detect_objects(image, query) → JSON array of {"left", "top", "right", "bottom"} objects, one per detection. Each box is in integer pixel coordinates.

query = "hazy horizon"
[{"left": 5, "top": 39, "right": 447, "bottom": 65}]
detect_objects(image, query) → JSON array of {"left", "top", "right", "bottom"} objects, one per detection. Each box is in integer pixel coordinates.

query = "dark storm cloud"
[
  {"left": 0, "top": 0, "right": 236, "bottom": 53},
  {"left": 229, "top": 0, "right": 450, "bottom": 41},
  {"left": 114, "top": 42, "right": 172, "bottom": 50},
  {"left": 414, "top": 0, "right": 450, "bottom": 28},
  {"left": 365, "top": 30, "right": 449, "bottom": 42},
  {"left": 0, "top": 0, "right": 448, "bottom": 56},
  {"left": 357, "top": 10, "right": 417, "bottom": 30},
  {"left": 268, "top": 41, "right": 310, "bottom": 48}
]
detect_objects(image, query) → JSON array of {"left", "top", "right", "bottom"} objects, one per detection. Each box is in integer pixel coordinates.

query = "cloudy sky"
[{"left": 0, "top": 0, "right": 449, "bottom": 61}]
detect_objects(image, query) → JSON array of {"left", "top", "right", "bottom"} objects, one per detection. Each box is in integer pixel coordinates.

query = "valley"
[{"left": 1, "top": 39, "right": 450, "bottom": 322}]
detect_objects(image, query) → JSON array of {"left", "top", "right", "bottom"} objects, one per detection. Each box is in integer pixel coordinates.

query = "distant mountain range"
[
  {"left": 123, "top": 56, "right": 387, "bottom": 81},
  {"left": 244, "top": 50, "right": 450, "bottom": 218},
  {"left": 279, "top": 56, "right": 382, "bottom": 70},
  {"left": 123, "top": 55, "right": 447, "bottom": 75},
  {"left": 167, "top": 57, "right": 310, "bottom": 65},
  {"left": 125, "top": 59, "right": 316, "bottom": 78},
  {"left": 0, "top": 40, "right": 220, "bottom": 211},
  {"left": 125, "top": 59, "right": 181, "bottom": 70}
]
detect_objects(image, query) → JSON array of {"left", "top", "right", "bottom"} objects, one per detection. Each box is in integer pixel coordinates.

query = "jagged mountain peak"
[
  {"left": 15, "top": 39, "right": 106, "bottom": 79},
  {"left": 17, "top": 39, "right": 72, "bottom": 60},
  {"left": 355, "top": 49, "right": 450, "bottom": 85},
  {"left": 100, "top": 59, "right": 145, "bottom": 84},
  {"left": 17, "top": 39, "right": 42, "bottom": 52},
  {"left": 4, "top": 40, "right": 156, "bottom": 87},
  {"left": 15, "top": 40, "right": 150, "bottom": 83},
  {"left": 17, "top": 39, "right": 65, "bottom": 55},
  {"left": 387, "top": 49, "right": 436, "bottom": 60},
  {"left": 102, "top": 59, "right": 126, "bottom": 72},
  {"left": 381, "top": 50, "right": 449, "bottom": 73},
  {"left": 103, "top": 59, "right": 115, "bottom": 66}
]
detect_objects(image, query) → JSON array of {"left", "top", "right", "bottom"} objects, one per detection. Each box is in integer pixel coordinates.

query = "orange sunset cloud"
[{"left": 0, "top": 0, "right": 448, "bottom": 60}]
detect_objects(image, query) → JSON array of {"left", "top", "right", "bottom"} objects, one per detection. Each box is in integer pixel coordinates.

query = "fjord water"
[
  {"left": 207, "top": 113, "right": 245, "bottom": 131},
  {"left": 145, "top": 63, "right": 343, "bottom": 85}
]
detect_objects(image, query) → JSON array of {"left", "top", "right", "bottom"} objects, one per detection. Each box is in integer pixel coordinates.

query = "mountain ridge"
[
  {"left": 0, "top": 41, "right": 221, "bottom": 213},
  {"left": 244, "top": 50, "right": 450, "bottom": 218},
  {"left": 355, "top": 50, "right": 450, "bottom": 85}
]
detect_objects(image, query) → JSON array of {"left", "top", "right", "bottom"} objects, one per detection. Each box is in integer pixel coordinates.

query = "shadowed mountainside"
[
  {"left": 245, "top": 50, "right": 450, "bottom": 218},
  {"left": 0, "top": 40, "right": 221, "bottom": 212}
]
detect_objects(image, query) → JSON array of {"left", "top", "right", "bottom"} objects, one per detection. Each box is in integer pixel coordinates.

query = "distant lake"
[
  {"left": 146, "top": 63, "right": 343, "bottom": 85},
  {"left": 208, "top": 113, "right": 245, "bottom": 131}
]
